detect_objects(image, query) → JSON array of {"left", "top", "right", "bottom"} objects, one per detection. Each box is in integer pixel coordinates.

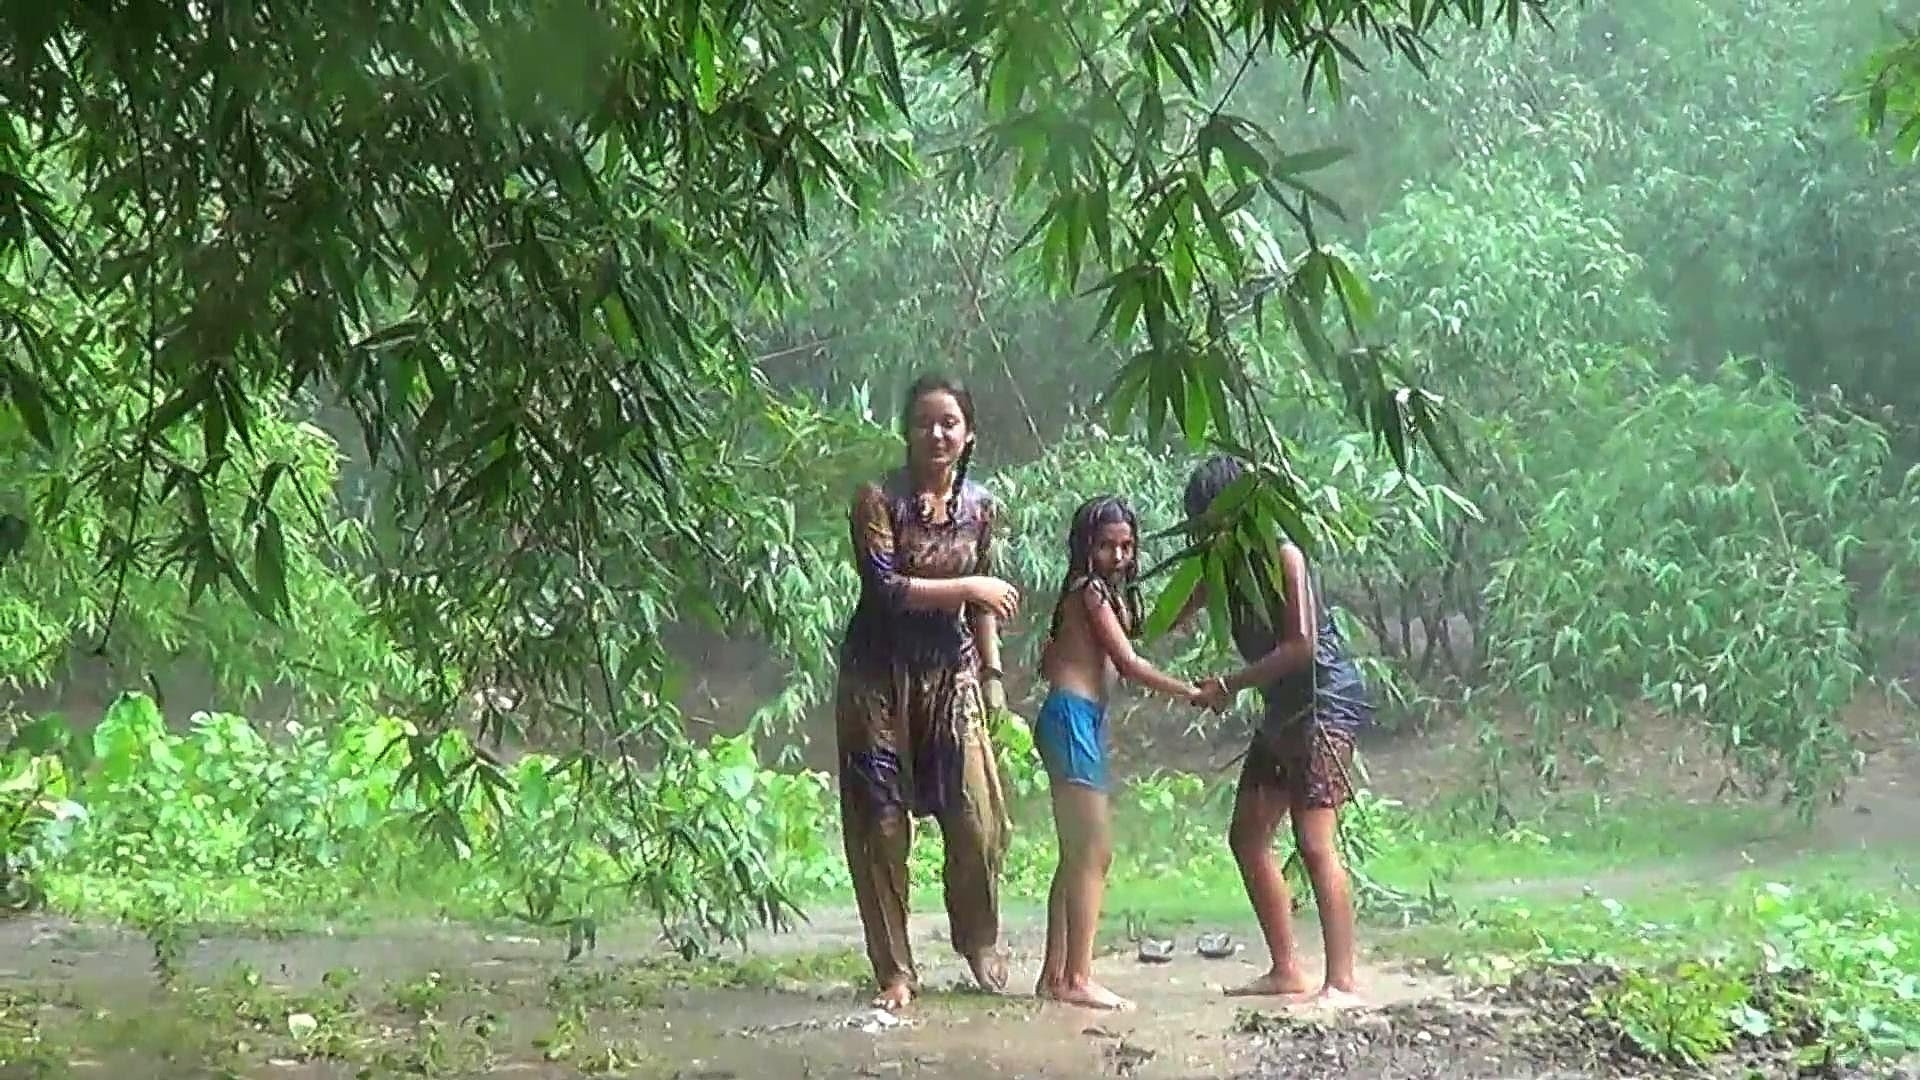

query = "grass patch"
[
  {"left": 1371, "top": 795, "right": 1792, "bottom": 892},
  {"left": 1385, "top": 853, "right": 1920, "bottom": 1065},
  {"left": 33, "top": 769, "right": 1792, "bottom": 942},
  {"left": 1073, "top": 792, "right": 1790, "bottom": 933}
]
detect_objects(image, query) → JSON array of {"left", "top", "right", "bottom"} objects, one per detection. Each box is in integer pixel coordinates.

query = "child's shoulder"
[{"left": 1062, "top": 574, "right": 1121, "bottom": 612}]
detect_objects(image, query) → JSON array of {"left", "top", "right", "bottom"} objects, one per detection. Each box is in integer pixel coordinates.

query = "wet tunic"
[
  {"left": 835, "top": 471, "right": 1009, "bottom": 989},
  {"left": 1231, "top": 574, "right": 1374, "bottom": 809}
]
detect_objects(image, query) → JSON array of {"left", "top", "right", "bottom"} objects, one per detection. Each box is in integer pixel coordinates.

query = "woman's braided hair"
[{"left": 900, "top": 372, "right": 976, "bottom": 524}]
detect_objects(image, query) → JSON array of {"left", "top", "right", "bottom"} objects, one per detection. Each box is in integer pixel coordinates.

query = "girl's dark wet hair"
[
  {"left": 1049, "top": 495, "right": 1146, "bottom": 640},
  {"left": 1183, "top": 453, "right": 1246, "bottom": 522},
  {"left": 1182, "top": 454, "right": 1278, "bottom": 625},
  {"left": 900, "top": 373, "right": 977, "bottom": 523}
]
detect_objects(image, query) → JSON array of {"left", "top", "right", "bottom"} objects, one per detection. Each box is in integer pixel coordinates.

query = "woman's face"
[
  {"left": 1089, "top": 521, "right": 1136, "bottom": 578},
  {"left": 906, "top": 390, "right": 972, "bottom": 473}
]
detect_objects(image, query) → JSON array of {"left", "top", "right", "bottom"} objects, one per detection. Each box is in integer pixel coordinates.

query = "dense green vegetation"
[{"left": 5, "top": 0, "right": 1920, "bottom": 1075}]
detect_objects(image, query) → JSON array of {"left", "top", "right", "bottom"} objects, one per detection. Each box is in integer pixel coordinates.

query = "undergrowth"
[{"left": 1411, "top": 871, "right": 1920, "bottom": 1067}]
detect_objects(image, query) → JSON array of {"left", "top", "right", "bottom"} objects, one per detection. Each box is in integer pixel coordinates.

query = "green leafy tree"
[
  {"left": 0, "top": 0, "right": 1553, "bottom": 939},
  {"left": 1862, "top": 21, "right": 1920, "bottom": 157}
]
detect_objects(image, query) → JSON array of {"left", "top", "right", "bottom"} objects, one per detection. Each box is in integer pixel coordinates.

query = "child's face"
[{"left": 1089, "top": 521, "right": 1136, "bottom": 578}]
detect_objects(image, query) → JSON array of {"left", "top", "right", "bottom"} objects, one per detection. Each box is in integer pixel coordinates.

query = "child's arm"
[
  {"left": 1083, "top": 586, "right": 1200, "bottom": 700},
  {"left": 1218, "top": 542, "right": 1315, "bottom": 694}
]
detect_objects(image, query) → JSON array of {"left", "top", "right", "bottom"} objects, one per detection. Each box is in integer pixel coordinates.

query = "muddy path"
[
  {"left": 7, "top": 706, "right": 1918, "bottom": 1077},
  {"left": 1, "top": 905, "right": 1452, "bottom": 1078},
  {"left": 9, "top": 894, "right": 1912, "bottom": 1079},
  {"left": 7, "top": 790, "right": 1920, "bottom": 1078},
  {"left": 9, "top": 787, "right": 1920, "bottom": 1080}
]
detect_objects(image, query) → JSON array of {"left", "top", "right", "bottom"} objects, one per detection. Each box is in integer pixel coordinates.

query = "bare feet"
[
  {"left": 1052, "top": 978, "right": 1134, "bottom": 1011},
  {"left": 966, "top": 948, "right": 1009, "bottom": 993},
  {"left": 1223, "top": 969, "right": 1315, "bottom": 998},
  {"left": 1312, "top": 986, "right": 1366, "bottom": 1010},
  {"left": 872, "top": 980, "right": 913, "bottom": 1011}
]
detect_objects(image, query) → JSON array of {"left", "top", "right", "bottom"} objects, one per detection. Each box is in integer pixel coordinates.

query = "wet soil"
[
  {"left": 9, "top": 902, "right": 1916, "bottom": 1079},
  {"left": 0, "top": 907, "right": 1445, "bottom": 1079},
  {"left": 5, "top": 707, "right": 1918, "bottom": 1077}
]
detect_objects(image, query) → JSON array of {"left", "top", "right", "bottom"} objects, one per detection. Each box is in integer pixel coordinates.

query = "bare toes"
[{"left": 872, "top": 982, "right": 913, "bottom": 1011}]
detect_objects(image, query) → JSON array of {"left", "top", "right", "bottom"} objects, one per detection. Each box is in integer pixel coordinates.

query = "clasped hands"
[{"left": 1187, "top": 675, "right": 1232, "bottom": 713}]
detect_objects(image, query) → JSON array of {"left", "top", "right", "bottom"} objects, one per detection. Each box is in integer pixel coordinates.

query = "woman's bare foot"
[
  {"left": 966, "top": 948, "right": 1009, "bottom": 993},
  {"left": 1054, "top": 978, "right": 1133, "bottom": 1011},
  {"left": 872, "top": 980, "right": 913, "bottom": 1011},
  {"left": 1036, "top": 973, "right": 1063, "bottom": 1000},
  {"left": 1223, "top": 969, "right": 1314, "bottom": 998}
]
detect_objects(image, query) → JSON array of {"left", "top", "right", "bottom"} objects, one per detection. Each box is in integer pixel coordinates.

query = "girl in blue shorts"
[{"left": 1033, "top": 496, "right": 1205, "bottom": 1010}]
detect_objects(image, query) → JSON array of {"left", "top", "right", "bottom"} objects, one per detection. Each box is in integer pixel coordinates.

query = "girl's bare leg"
[
  {"left": 1038, "top": 842, "right": 1069, "bottom": 997},
  {"left": 1293, "top": 806, "right": 1362, "bottom": 1003},
  {"left": 1048, "top": 784, "right": 1129, "bottom": 1009},
  {"left": 1224, "top": 773, "right": 1312, "bottom": 998}
]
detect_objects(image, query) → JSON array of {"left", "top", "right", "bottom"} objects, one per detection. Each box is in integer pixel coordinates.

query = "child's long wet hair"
[
  {"left": 1182, "top": 454, "right": 1282, "bottom": 628},
  {"left": 1048, "top": 495, "right": 1146, "bottom": 641},
  {"left": 1181, "top": 454, "right": 1244, "bottom": 525},
  {"left": 899, "top": 372, "right": 976, "bottom": 524}
]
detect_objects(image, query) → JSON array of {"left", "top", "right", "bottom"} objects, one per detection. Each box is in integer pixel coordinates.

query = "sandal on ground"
[
  {"left": 1196, "top": 932, "right": 1240, "bottom": 959},
  {"left": 1136, "top": 937, "right": 1176, "bottom": 964}
]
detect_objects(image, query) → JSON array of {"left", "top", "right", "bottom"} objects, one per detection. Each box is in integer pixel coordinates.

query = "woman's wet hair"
[
  {"left": 1050, "top": 495, "right": 1146, "bottom": 640},
  {"left": 1183, "top": 453, "right": 1246, "bottom": 522},
  {"left": 901, "top": 373, "right": 976, "bottom": 522}
]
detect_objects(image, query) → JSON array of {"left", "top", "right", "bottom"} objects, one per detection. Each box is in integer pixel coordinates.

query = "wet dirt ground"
[
  {"left": 1, "top": 906, "right": 1451, "bottom": 1078},
  {"left": 7, "top": 704, "right": 1920, "bottom": 1077},
  {"left": 9, "top": 903, "right": 1915, "bottom": 1079}
]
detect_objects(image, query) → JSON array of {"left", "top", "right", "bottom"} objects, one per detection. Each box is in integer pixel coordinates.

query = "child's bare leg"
[
  {"left": 1051, "top": 784, "right": 1129, "bottom": 1010},
  {"left": 1225, "top": 773, "right": 1312, "bottom": 997},
  {"left": 1037, "top": 838, "right": 1069, "bottom": 997},
  {"left": 1293, "top": 806, "right": 1362, "bottom": 1002}
]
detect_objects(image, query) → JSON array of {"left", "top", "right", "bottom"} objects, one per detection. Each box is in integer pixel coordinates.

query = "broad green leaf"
[
  {"left": 254, "top": 509, "right": 290, "bottom": 620},
  {"left": 1144, "top": 553, "right": 1205, "bottom": 641},
  {"left": 4, "top": 359, "right": 56, "bottom": 452}
]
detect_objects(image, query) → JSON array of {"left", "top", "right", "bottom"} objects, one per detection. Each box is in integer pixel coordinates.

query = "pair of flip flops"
[{"left": 1136, "top": 933, "right": 1241, "bottom": 963}]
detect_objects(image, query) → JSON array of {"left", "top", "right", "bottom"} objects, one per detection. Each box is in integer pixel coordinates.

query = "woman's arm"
[
  {"left": 1084, "top": 587, "right": 1200, "bottom": 700},
  {"left": 975, "top": 610, "right": 1005, "bottom": 711},
  {"left": 1219, "top": 543, "right": 1315, "bottom": 694},
  {"left": 970, "top": 494, "right": 1006, "bottom": 708},
  {"left": 850, "top": 483, "right": 993, "bottom": 613}
]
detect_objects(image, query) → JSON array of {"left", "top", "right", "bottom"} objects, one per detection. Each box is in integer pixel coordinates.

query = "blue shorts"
[{"left": 1034, "top": 689, "right": 1109, "bottom": 792}]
